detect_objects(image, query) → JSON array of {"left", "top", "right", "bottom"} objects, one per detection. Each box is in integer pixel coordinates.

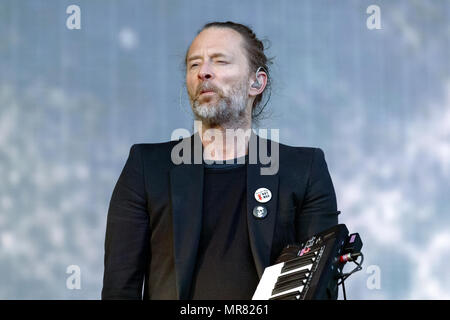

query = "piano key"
[
  {"left": 269, "top": 291, "right": 301, "bottom": 300},
  {"left": 272, "top": 278, "right": 307, "bottom": 296},
  {"left": 252, "top": 262, "right": 285, "bottom": 300},
  {"left": 277, "top": 269, "right": 310, "bottom": 284},
  {"left": 279, "top": 262, "right": 313, "bottom": 278},
  {"left": 283, "top": 249, "right": 318, "bottom": 264},
  {"left": 269, "top": 286, "right": 304, "bottom": 300},
  {"left": 283, "top": 250, "right": 317, "bottom": 265},
  {"left": 281, "top": 250, "right": 318, "bottom": 269},
  {"left": 281, "top": 257, "right": 316, "bottom": 273},
  {"left": 297, "top": 249, "right": 319, "bottom": 260},
  {"left": 275, "top": 270, "right": 310, "bottom": 289}
]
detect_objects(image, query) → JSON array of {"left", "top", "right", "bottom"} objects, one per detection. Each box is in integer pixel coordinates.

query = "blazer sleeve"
[
  {"left": 101, "top": 144, "right": 150, "bottom": 300},
  {"left": 295, "top": 147, "right": 340, "bottom": 241},
  {"left": 295, "top": 148, "right": 341, "bottom": 300}
]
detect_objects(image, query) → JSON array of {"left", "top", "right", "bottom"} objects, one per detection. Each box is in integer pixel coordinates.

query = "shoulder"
[
  {"left": 267, "top": 138, "right": 326, "bottom": 164},
  {"left": 127, "top": 137, "right": 195, "bottom": 171},
  {"left": 264, "top": 138, "right": 329, "bottom": 177},
  {"left": 279, "top": 142, "right": 323, "bottom": 157},
  {"left": 130, "top": 140, "right": 179, "bottom": 155}
]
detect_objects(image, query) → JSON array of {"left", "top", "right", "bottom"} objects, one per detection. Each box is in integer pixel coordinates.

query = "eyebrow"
[{"left": 187, "top": 52, "right": 230, "bottom": 62}]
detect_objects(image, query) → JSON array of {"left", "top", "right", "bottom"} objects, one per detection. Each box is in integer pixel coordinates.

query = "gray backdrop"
[{"left": 0, "top": 0, "right": 449, "bottom": 299}]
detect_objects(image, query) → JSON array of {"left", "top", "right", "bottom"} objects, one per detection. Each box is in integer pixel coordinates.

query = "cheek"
[
  {"left": 223, "top": 76, "right": 249, "bottom": 94},
  {"left": 220, "top": 74, "right": 240, "bottom": 90},
  {"left": 186, "top": 77, "right": 196, "bottom": 95}
]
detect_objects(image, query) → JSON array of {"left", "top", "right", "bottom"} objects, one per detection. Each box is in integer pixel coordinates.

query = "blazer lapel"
[
  {"left": 169, "top": 131, "right": 280, "bottom": 298},
  {"left": 169, "top": 133, "right": 204, "bottom": 300},
  {"left": 247, "top": 132, "right": 280, "bottom": 278}
]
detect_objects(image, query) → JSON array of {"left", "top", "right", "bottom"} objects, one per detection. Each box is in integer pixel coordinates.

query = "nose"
[{"left": 198, "top": 62, "right": 214, "bottom": 81}]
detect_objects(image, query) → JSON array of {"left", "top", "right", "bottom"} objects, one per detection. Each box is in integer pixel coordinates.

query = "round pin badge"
[
  {"left": 254, "top": 187, "right": 272, "bottom": 203},
  {"left": 252, "top": 206, "right": 268, "bottom": 219}
]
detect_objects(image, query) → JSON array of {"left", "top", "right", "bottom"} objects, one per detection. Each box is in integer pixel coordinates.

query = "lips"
[
  {"left": 197, "top": 83, "right": 219, "bottom": 98},
  {"left": 198, "top": 90, "right": 217, "bottom": 99}
]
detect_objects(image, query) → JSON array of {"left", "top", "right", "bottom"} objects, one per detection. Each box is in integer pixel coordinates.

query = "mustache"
[{"left": 196, "top": 82, "right": 223, "bottom": 97}]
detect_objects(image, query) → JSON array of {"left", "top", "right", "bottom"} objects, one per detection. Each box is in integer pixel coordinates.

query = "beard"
[{"left": 189, "top": 79, "right": 249, "bottom": 127}]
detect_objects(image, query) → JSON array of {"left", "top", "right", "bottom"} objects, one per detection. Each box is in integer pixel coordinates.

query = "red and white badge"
[{"left": 254, "top": 187, "right": 272, "bottom": 203}]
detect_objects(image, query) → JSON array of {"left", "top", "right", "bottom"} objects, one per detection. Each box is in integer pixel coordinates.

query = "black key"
[
  {"left": 275, "top": 271, "right": 309, "bottom": 288},
  {"left": 281, "top": 258, "right": 315, "bottom": 273},
  {"left": 287, "top": 250, "right": 317, "bottom": 263},
  {"left": 281, "top": 251, "right": 318, "bottom": 271},
  {"left": 269, "top": 290, "right": 302, "bottom": 300},
  {"left": 272, "top": 278, "right": 307, "bottom": 296},
  {"left": 277, "top": 269, "right": 310, "bottom": 284}
]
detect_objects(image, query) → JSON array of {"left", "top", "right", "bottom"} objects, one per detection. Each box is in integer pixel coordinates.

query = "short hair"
[{"left": 186, "top": 21, "right": 274, "bottom": 126}]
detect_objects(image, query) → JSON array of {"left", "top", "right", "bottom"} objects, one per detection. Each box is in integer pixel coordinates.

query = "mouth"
[{"left": 200, "top": 90, "right": 215, "bottom": 95}]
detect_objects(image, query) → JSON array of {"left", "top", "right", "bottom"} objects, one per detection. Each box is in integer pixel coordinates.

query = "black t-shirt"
[{"left": 190, "top": 156, "right": 259, "bottom": 299}]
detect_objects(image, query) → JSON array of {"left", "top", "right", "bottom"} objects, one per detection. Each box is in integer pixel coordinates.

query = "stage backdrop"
[{"left": 0, "top": 0, "right": 449, "bottom": 299}]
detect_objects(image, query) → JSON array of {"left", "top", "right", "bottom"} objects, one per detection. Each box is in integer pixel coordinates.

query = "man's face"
[{"left": 186, "top": 27, "right": 252, "bottom": 126}]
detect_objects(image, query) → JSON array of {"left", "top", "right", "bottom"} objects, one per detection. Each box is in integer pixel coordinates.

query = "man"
[{"left": 102, "top": 21, "right": 340, "bottom": 300}]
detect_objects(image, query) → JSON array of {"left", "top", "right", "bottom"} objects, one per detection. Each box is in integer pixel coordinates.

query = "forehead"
[{"left": 187, "top": 27, "right": 247, "bottom": 60}]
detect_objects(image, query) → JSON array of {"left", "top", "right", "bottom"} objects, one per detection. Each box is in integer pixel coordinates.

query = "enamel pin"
[{"left": 254, "top": 187, "right": 272, "bottom": 203}]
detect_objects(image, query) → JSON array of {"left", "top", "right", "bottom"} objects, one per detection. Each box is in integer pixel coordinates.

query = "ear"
[{"left": 248, "top": 70, "right": 268, "bottom": 97}]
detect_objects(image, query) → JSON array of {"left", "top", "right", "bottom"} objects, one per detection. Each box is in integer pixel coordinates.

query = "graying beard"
[{"left": 191, "top": 82, "right": 248, "bottom": 127}]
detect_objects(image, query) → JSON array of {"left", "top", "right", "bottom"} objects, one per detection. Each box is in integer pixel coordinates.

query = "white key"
[
  {"left": 252, "top": 262, "right": 284, "bottom": 300},
  {"left": 279, "top": 262, "right": 314, "bottom": 276},
  {"left": 252, "top": 262, "right": 313, "bottom": 300}
]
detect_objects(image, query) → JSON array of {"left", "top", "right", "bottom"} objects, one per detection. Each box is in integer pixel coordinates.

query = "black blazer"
[{"left": 102, "top": 132, "right": 340, "bottom": 300}]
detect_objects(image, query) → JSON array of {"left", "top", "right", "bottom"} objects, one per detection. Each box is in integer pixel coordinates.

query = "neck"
[{"left": 197, "top": 106, "right": 253, "bottom": 161}]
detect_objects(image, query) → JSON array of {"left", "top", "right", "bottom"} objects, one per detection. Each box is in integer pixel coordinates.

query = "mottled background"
[{"left": 0, "top": 0, "right": 449, "bottom": 299}]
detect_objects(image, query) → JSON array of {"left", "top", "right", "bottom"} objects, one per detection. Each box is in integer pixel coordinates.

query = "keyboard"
[{"left": 252, "top": 224, "right": 352, "bottom": 300}]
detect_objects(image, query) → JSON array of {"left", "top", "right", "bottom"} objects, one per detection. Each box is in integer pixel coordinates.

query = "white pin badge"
[{"left": 254, "top": 187, "right": 272, "bottom": 203}]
